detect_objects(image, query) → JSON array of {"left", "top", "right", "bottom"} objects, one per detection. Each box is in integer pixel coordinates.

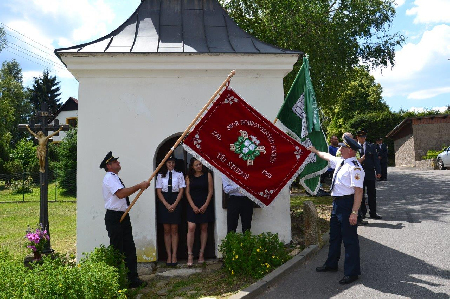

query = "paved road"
[{"left": 257, "top": 167, "right": 450, "bottom": 299}]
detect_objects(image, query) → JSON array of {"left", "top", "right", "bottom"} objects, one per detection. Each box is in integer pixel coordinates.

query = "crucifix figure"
[
  {"left": 26, "top": 125, "right": 64, "bottom": 173},
  {"left": 19, "top": 102, "right": 70, "bottom": 253}
]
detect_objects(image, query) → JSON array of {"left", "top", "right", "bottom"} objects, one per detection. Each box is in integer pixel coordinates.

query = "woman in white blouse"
[{"left": 156, "top": 156, "right": 186, "bottom": 266}]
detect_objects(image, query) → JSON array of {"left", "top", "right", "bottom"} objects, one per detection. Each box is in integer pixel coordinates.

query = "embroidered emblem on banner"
[
  {"left": 292, "top": 94, "right": 308, "bottom": 138},
  {"left": 230, "top": 130, "right": 266, "bottom": 166}
]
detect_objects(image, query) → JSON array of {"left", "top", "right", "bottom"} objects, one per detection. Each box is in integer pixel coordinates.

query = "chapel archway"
[{"left": 154, "top": 135, "right": 216, "bottom": 262}]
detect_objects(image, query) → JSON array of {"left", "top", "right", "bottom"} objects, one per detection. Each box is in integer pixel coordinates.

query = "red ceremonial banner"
[{"left": 183, "top": 87, "right": 310, "bottom": 206}]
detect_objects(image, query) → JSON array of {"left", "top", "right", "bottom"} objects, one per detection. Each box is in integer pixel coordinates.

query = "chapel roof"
[{"left": 55, "top": 0, "right": 298, "bottom": 55}]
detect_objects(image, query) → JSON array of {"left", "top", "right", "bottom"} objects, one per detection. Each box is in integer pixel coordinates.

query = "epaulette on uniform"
[{"left": 352, "top": 160, "right": 361, "bottom": 170}]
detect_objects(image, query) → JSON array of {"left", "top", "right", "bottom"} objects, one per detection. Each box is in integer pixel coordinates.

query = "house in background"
[
  {"left": 386, "top": 114, "right": 450, "bottom": 168},
  {"left": 50, "top": 97, "right": 78, "bottom": 142}
]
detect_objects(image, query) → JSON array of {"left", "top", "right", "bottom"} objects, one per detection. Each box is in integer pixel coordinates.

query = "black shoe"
[
  {"left": 369, "top": 214, "right": 382, "bottom": 219},
  {"left": 339, "top": 275, "right": 358, "bottom": 284},
  {"left": 357, "top": 220, "right": 368, "bottom": 226},
  {"left": 316, "top": 265, "right": 338, "bottom": 272},
  {"left": 129, "top": 278, "right": 147, "bottom": 288}
]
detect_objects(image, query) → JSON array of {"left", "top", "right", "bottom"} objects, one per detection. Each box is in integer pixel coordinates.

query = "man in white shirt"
[
  {"left": 308, "top": 135, "right": 364, "bottom": 285},
  {"left": 222, "top": 175, "right": 254, "bottom": 233},
  {"left": 100, "top": 151, "right": 150, "bottom": 288}
]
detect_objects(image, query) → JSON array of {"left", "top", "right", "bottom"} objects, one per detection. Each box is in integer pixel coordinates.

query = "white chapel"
[{"left": 55, "top": 0, "right": 301, "bottom": 262}]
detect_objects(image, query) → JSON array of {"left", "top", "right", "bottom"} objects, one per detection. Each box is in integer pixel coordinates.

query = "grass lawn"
[
  {"left": 0, "top": 201, "right": 76, "bottom": 259},
  {"left": 0, "top": 181, "right": 76, "bottom": 203},
  {"left": 0, "top": 184, "right": 332, "bottom": 298}
]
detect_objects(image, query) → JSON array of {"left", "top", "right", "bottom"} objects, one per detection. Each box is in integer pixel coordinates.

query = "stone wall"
[
  {"left": 413, "top": 121, "right": 450, "bottom": 161},
  {"left": 394, "top": 134, "right": 415, "bottom": 167},
  {"left": 415, "top": 159, "right": 435, "bottom": 170}
]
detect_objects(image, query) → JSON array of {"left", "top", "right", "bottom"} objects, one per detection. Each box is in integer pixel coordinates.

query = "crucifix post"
[{"left": 19, "top": 102, "right": 69, "bottom": 253}]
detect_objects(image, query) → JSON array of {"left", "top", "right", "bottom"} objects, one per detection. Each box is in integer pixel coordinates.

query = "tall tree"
[
  {"left": 28, "top": 69, "right": 61, "bottom": 116},
  {"left": 0, "top": 25, "right": 6, "bottom": 52},
  {"left": 0, "top": 60, "right": 31, "bottom": 173},
  {"left": 220, "top": 0, "right": 404, "bottom": 114},
  {"left": 52, "top": 128, "right": 77, "bottom": 196},
  {"left": 327, "top": 66, "right": 390, "bottom": 135}
]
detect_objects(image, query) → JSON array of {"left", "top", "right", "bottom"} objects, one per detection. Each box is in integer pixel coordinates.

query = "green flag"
[{"left": 277, "top": 55, "right": 328, "bottom": 195}]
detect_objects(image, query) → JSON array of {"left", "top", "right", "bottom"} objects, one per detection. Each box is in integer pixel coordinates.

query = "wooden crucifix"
[{"left": 19, "top": 102, "right": 70, "bottom": 253}]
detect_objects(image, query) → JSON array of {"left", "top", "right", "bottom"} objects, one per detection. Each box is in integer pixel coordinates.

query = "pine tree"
[{"left": 28, "top": 69, "right": 62, "bottom": 116}]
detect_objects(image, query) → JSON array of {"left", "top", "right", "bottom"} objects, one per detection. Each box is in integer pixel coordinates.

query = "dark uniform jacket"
[
  {"left": 359, "top": 142, "right": 381, "bottom": 181},
  {"left": 376, "top": 143, "right": 388, "bottom": 164}
]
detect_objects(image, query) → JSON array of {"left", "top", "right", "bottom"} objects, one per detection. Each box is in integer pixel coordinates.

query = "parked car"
[{"left": 436, "top": 146, "right": 450, "bottom": 170}]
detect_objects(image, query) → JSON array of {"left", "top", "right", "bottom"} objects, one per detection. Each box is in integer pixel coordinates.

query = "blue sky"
[{"left": 0, "top": 0, "right": 449, "bottom": 113}]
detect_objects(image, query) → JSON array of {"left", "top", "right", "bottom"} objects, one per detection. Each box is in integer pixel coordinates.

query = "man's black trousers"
[
  {"left": 227, "top": 195, "right": 254, "bottom": 234},
  {"left": 105, "top": 210, "right": 138, "bottom": 281}
]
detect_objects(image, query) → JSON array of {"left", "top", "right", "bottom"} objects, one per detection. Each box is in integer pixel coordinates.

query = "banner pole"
[{"left": 120, "top": 70, "right": 236, "bottom": 222}]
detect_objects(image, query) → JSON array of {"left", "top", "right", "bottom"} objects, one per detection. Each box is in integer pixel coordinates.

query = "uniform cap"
[
  {"left": 338, "top": 135, "right": 362, "bottom": 151},
  {"left": 356, "top": 130, "right": 367, "bottom": 137},
  {"left": 100, "top": 151, "right": 118, "bottom": 169}
]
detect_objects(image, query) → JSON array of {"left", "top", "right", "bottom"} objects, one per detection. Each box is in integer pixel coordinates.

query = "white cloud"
[
  {"left": 408, "top": 86, "right": 450, "bottom": 100},
  {"left": 406, "top": 0, "right": 450, "bottom": 24},
  {"left": 409, "top": 106, "right": 448, "bottom": 113},
  {"left": 22, "top": 70, "right": 43, "bottom": 87},
  {"left": 7, "top": 0, "right": 117, "bottom": 47},
  {"left": 372, "top": 24, "right": 450, "bottom": 82}
]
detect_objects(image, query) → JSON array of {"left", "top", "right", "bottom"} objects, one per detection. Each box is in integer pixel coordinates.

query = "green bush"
[
  {"left": 0, "top": 246, "right": 127, "bottom": 299},
  {"left": 219, "top": 231, "right": 290, "bottom": 279},
  {"left": 10, "top": 176, "right": 33, "bottom": 194},
  {"left": 422, "top": 146, "right": 448, "bottom": 160},
  {"left": 80, "top": 244, "right": 129, "bottom": 289}
]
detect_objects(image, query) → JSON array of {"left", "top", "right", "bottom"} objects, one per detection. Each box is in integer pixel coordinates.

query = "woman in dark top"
[
  {"left": 156, "top": 156, "right": 186, "bottom": 266},
  {"left": 185, "top": 158, "right": 214, "bottom": 266}
]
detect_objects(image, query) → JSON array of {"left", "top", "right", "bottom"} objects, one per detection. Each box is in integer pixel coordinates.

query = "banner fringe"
[
  {"left": 276, "top": 120, "right": 329, "bottom": 195},
  {"left": 182, "top": 144, "right": 271, "bottom": 208}
]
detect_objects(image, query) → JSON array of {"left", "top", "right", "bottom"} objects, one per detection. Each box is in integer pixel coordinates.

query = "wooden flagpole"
[{"left": 120, "top": 70, "right": 236, "bottom": 222}]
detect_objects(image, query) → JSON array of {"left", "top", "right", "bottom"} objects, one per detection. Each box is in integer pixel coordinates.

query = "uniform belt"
[
  {"left": 333, "top": 194, "right": 354, "bottom": 199},
  {"left": 106, "top": 209, "right": 126, "bottom": 214}
]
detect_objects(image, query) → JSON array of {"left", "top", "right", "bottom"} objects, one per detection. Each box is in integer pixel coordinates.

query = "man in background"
[
  {"left": 356, "top": 131, "right": 382, "bottom": 221},
  {"left": 321, "top": 135, "right": 339, "bottom": 184},
  {"left": 376, "top": 137, "right": 388, "bottom": 181}
]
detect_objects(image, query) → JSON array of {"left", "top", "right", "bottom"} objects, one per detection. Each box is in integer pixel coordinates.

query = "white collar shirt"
[
  {"left": 221, "top": 175, "right": 245, "bottom": 196},
  {"left": 102, "top": 172, "right": 127, "bottom": 212},
  {"left": 359, "top": 142, "right": 366, "bottom": 153},
  {"left": 329, "top": 156, "right": 365, "bottom": 197},
  {"left": 155, "top": 170, "right": 186, "bottom": 192}
]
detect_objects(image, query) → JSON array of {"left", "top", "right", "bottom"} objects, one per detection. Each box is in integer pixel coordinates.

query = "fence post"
[{"left": 22, "top": 172, "right": 25, "bottom": 202}]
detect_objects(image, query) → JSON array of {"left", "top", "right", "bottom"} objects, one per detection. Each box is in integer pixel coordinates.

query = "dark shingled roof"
[{"left": 55, "top": 0, "right": 299, "bottom": 55}]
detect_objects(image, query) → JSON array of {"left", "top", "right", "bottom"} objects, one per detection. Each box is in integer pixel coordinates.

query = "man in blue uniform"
[
  {"left": 320, "top": 135, "right": 339, "bottom": 184},
  {"left": 375, "top": 137, "right": 388, "bottom": 181},
  {"left": 357, "top": 130, "right": 382, "bottom": 220},
  {"left": 100, "top": 151, "right": 150, "bottom": 288},
  {"left": 309, "top": 135, "right": 364, "bottom": 284}
]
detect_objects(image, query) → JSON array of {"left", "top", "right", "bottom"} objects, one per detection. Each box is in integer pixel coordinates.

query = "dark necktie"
[
  {"left": 168, "top": 171, "right": 173, "bottom": 193},
  {"left": 360, "top": 144, "right": 365, "bottom": 156},
  {"left": 118, "top": 177, "right": 130, "bottom": 206},
  {"left": 330, "top": 160, "right": 345, "bottom": 192}
]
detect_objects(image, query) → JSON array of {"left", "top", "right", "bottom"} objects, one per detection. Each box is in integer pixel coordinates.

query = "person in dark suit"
[
  {"left": 375, "top": 137, "right": 388, "bottom": 181},
  {"left": 356, "top": 131, "right": 382, "bottom": 221}
]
